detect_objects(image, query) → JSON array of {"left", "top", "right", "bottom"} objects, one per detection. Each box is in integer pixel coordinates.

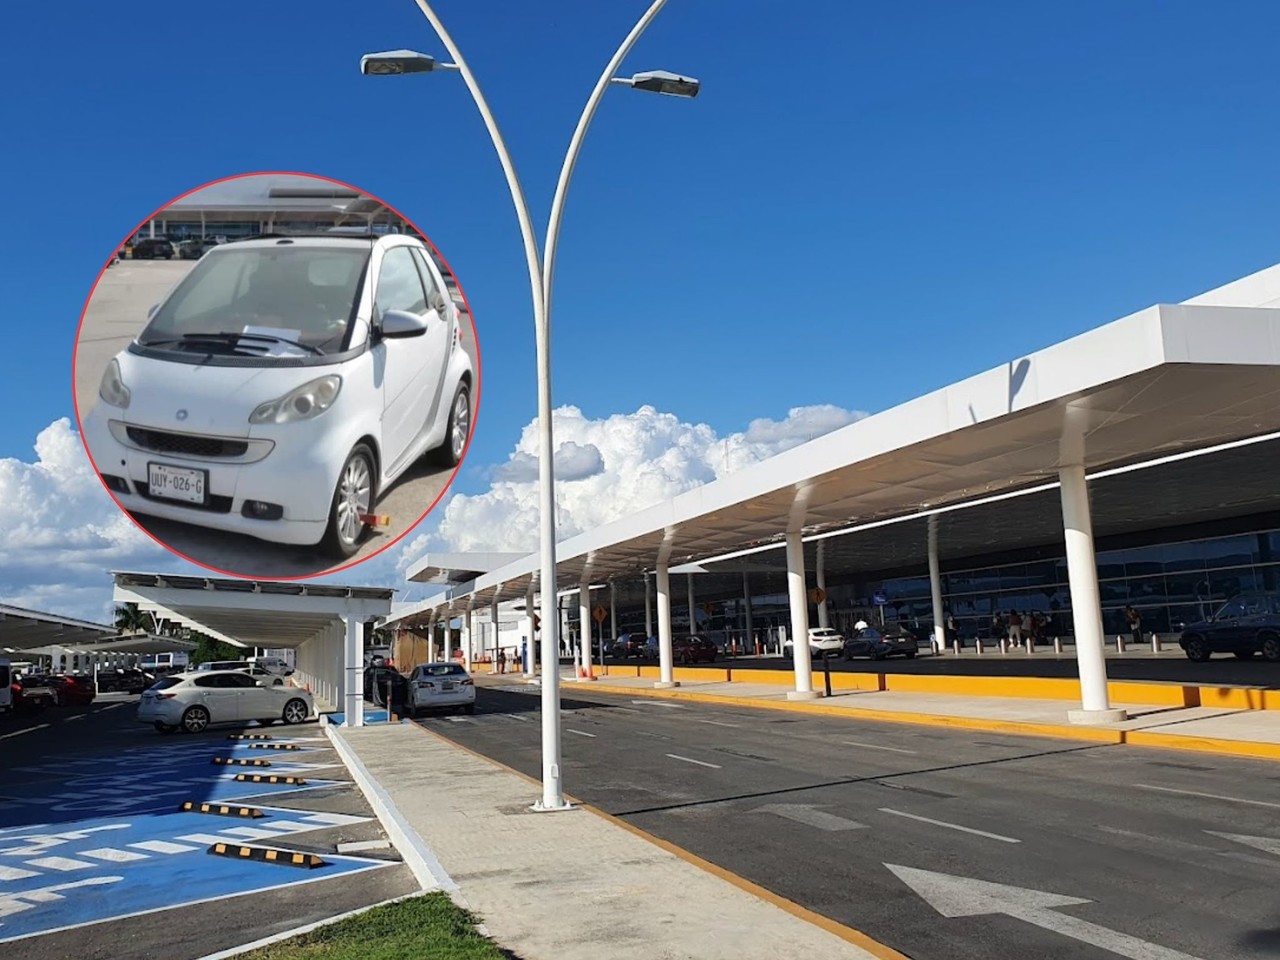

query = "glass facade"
[{"left": 627, "top": 523, "right": 1280, "bottom": 645}]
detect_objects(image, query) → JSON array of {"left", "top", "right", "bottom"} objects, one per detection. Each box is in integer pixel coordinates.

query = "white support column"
[
  {"left": 1060, "top": 463, "right": 1126, "bottom": 723},
  {"left": 743, "top": 571, "right": 755, "bottom": 651},
  {"left": 443, "top": 613, "right": 453, "bottom": 662},
  {"left": 343, "top": 615, "right": 364, "bottom": 727},
  {"left": 928, "top": 515, "right": 946, "bottom": 655},
  {"left": 491, "top": 597, "right": 500, "bottom": 672},
  {"left": 644, "top": 572, "right": 653, "bottom": 638},
  {"left": 525, "top": 583, "right": 537, "bottom": 677},
  {"left": 686, "top": 572, "right": 696, "bottom": 635},
  {"left": 655, "top": 561, "right": 677, "bottom": 687},
  {"left": 577, "top": 578, "right": 593, "bottom": 680},
  {"left": 816, "top": 540, "right": 830, "bottom": 629},
  {"left": 463, "top": 605, "right": 474, "bottom": 671},
  {"left": 786, "top": 531, "right": 819, "bottom": 699}
]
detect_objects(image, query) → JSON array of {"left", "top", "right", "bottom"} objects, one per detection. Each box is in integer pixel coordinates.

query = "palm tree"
[{"left": 114, "top": 602, "right": 154, "bottom": 635}]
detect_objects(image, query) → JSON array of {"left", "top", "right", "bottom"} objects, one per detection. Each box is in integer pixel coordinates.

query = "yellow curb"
[
  {"left": 409, "top": 721, "right": 908, "bottom": 958},
  {"left": 1123, "top": 730, "right": 1280, "bottom": 762}
]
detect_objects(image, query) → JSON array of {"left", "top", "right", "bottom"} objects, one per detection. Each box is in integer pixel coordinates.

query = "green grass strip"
[{"left": 239, "top": 892, "right": 514, "bottom": 960}]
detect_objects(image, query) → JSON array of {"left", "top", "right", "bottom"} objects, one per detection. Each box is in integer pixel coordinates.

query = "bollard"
[
  {"left": 1151, "top": 633, "right": 1161, "bottom": 654},
  {"left": 822, "top": 655, "right": 832, "bottom": 698},
  {"left": 999, "top": 639, "right": 1008, "bottom": 655},
  {"left": 952, "top": 639, "right": 961, "bottom": 656},
  {"left": 1025, "top": 638, "right": 1033, "bottom": 654},
  {"left": 1116, "top": 634, "right": 1126, "bottom": 654},
  {"left": 1054, "top": 636, "right": 1062, "bottom": 654},
  {"left": 975, "top": 639, "right": 984, "bottom": 655}
]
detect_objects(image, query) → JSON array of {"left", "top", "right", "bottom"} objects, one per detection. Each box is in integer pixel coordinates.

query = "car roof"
[{"left": 213, "top": 234, "right": 425, "bottom": 251}]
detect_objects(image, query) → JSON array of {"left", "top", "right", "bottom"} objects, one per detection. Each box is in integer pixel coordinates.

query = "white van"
[
  {"left": 247, "top": 656, "right": 292, "bottom": 676},
  {"left": 0, "top": 659, "right": 12, "bottom": 713}
]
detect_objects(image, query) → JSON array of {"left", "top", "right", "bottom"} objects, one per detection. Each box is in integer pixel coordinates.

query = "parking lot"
[
  {"left": 0, "top": 691, "right": 416, "bottom": 959},
  {"left": 73, "top": 257, "right": 478, "bottom": 577}
]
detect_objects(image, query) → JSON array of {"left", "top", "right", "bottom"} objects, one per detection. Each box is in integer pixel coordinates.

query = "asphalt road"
[
  {"left": 599, "top": 651, "right": 1280, "bottom": 687},
  {"left": 73, "top": 257, "right": 478, "bottom": 578},
  {"left": 0, "top": 693, "right": 416, "bottom": 959},
  {"left": 423, "top": 685, "right": 1280, "bottom": 960}
]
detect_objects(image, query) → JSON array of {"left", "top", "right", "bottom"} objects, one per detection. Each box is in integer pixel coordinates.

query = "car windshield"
[{"left": 138, "top": 245, "right": 370, "bottom": 359}]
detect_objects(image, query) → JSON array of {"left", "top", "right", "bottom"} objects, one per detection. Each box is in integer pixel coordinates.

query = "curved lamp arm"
[{"left": 542, "top": 0, "right": 669, "bottom": 323}]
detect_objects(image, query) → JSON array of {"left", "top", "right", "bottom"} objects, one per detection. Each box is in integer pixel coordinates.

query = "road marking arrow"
[
  {"left": 886, "top": 864, "right": 1207, "bottom": 960},
  {"left": 1205, "top": 831, "right": 1280, "bottom": 857},
  {"left": 754, "top": 804, "right": 867, "bottom": 831}
]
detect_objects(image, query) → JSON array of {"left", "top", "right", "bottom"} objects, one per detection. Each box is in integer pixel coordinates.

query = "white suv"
[
  {"left": 82, "top": 233, "right": 474, "bottom": 558},
  {"left": 784, "top": 627, "right": 846, "bottom": 658}
]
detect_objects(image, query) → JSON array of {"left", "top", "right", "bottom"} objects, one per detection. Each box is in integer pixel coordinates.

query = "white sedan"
[
  {"left": 82, "top": 233, "right": 474, "bottom": 558},
  {"left": 138, "top": 670, "right": 313, "bottom": 734},
  {"left": 784, "top": 626, "right": 846, "bottom": 658},
  {"left": 407, "top": 662, "right": 475, "bottom": 717}
]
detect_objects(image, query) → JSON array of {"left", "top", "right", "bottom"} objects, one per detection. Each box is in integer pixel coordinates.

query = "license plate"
[
  {"left": 442, "top": 682, "right": 455, "bottom": 691},
  {"left": 148, "top": 463, "right": 207, "bottom": 504}
]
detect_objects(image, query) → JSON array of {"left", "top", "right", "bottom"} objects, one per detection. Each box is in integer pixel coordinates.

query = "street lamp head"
[
  {"left": 360, "top": 49, "right": 444, "bottom": 76},
  {"left": 626, "top": 70, "right": 701, "bottom": 98}
]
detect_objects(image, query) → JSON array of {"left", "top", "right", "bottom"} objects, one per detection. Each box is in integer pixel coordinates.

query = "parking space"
[{"left": 0, "top": 696, "right": 416, "bottom": 959}]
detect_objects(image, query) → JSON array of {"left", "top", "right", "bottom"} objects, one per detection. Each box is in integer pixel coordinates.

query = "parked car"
[
  {"left": 238, "top": 665, "right": 285, "bottom": 686},
  {"left": 611, "top": 633, "right": 650, "bottom": 659},
  {"left": 49, "top": 674, "right": 97, "bottom": 706},
  {"left": 82, "top": 234, "right": 475, "bottom": 558},
  {"left": 247, "top": 655, "right": 293, "bottom": 676},
  {"left": 94, "top": 667, "right": 152, "bottom": 694},
  {"left": 363, "top": 664, "right": 409, "bottom": 709},
  {"left": 1179, "top": 593, "right": 1280, "bottom": 662},
  {"left": 196, "top": 660, "right": 253, "bottom": 672},
  {"left": 0, "top": 659, "right": 11, "bottom": 714},
  {"left": 10, "top": 675, "right": 58, "bottom": 713},
  {"left": 843, "top": 627, "right": 918, "bottom": 660},
  {"left": 131, "top": 237, "right": 174, "bottom": 259},
  {"left": 783, "top": 626, "right": 847, "bottom": 659},
  {"left": 672, "top": 635, "right": 718, "bottom": 664},
  {"left": 406, "top": 662, "right": 475, "bottom": 717},
  {"left": 138, "top": 670, "right": 313, "bottom": 733}
]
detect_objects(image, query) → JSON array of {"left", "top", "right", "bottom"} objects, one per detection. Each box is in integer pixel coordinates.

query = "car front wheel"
[
  {"left": 1183, "top": 636, "right": 1211, "bottom": 662},
  {"left": 321, "top": 444, "right": 375, "bottom": 559},
  {"left": 181, "top": 705, "right": 210, "bottom": 734},
  {"left": 1261, "top": 634, "right": 1280, "bottom": 663},
  {"left": 282, "top": 698, "right": 309, "bottom": 725}
]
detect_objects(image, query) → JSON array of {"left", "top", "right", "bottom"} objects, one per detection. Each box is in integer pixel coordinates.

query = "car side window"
[
  {"left": 193, "top": 675, "right": 220, "bottom": 688},
  {"left": 225, "top": 673, "right": 259, "bottom": 688},
  {"left": 410, "top": 248, "right": 443, "bottom": 305},
  {"left": 375, "top": 247, "right": 427, "bottom": 317},
  {"left": 1217, "top": 600, "right": 1246, "bottom": 619}
]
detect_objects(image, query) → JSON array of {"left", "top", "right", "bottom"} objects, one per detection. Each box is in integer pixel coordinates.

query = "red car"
[
  {"left": 50, "top": 674, "right": 96, "bottom": 707},
  {"left": 672, "top": 635, "right": 718, "bottom": 664}
]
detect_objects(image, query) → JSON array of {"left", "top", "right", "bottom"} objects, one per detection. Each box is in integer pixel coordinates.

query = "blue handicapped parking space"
[{"left": 0, "top": 737, "right": 391, "bottom": 942}]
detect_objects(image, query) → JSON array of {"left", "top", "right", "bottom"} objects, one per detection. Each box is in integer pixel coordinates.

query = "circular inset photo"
[{"left": 73, "top": 172, "right": 479, "bottom": 579}]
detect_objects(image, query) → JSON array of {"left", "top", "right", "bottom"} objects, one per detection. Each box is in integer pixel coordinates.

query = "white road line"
[
  {"left": 24, "top": 856, "right": 96, "bottom": 871},
  {"left": 503, "top": 713, "right": 532, "bottom": 722},
  {"left": 631, "top": 700, "right": 686, "bottom": 708},
  {"left": 0, "top": 865, "right": 40, "bottom": 880},
  {"left": 693, "top": 719, "right": 740, "bottom": 728},
  {"left": 841, "top": 740, "right": 917, "bottom": 754},
  {"left": 176, "top": 833, "right": 231, "bottom": 845},
  {"left": 0, "top": 725, "right": 49, "bottom": 741},
  {"left": 221, "top": 827, "right": 281, "bottom": 840},
  {"left": 566, "top": 729, "right": 597, "bottom": 738},
  {"left": 79, "top": 847, "right": 149, "bottom": 863},
  {"left": 879, "top": 808, "right": 1020, "bottom": 843},
  {"left": 666, "top": 754, "right": 722, "bottom": 769},
  {"left": 1135, "top": 784, "right": 1280, "bottom": 809},
  {"left": 129, "top": 840, "right": 198, "bottom": 854},
  {"left": 63, "top": 714, "right": 86, "bottom": 722}
]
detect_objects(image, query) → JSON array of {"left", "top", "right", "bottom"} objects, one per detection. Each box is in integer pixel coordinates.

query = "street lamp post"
[{"left": 360, "top": 0, "right": 698, "bottom": 813}]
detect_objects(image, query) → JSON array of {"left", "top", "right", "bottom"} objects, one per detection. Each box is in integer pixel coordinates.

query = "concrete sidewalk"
[
  {"left": 330, "top": 721, "right": 901, "bottom": 960},
  {"left": 516, "top": 671, "right": 1280, "bottom": 761}
]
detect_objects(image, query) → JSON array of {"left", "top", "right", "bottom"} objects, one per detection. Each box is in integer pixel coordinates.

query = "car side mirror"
[{"left": 379, "top": 309, "right": 428, "bottom": 339}]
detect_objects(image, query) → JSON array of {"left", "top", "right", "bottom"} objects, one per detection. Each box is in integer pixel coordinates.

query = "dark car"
[
  {"left": 11, "top": 676, "right": 58, "bottom": 713},
  {"left": 612, "top": 633, "right": 651, "bottom": 659},
  {"left": 363, "top": 665, "right": 410, "bottom": 709},
  {"left": 177, "top": 237, "right": 220, "bottom": 260},
  {"left": 843, "top": 627, "right": 918, "bottom": 661},
  {"left": 672, "top": 635, "right": 718, "bottom": 664},
  {"left": 49, "top": 674, "right": 96, "bottom": 706},
  {"left": 1179, "top": 593, "right": 1280, "bottom": 662},
  {"left": 95, "top": 667, "right": 151, "bottom": 694},
  {"left": 132, "top": 237, "right": 174, "bottom": 260}
]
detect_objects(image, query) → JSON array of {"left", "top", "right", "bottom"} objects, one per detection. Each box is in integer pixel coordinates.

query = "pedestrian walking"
[
  {"left": 1007, "top": 610, "right": 1022, "bottom": 644},
  {"left": 1124, "top": 605, "right": 1142, "bottom": 645},
  {"left": 496, "top": 648, "right": 507, "bottom": 674}
]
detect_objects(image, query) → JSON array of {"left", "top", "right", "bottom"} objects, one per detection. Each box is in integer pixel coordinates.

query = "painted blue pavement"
[
  {"left": 326, "top": 709, "right": 390, "bottom": 724},
  {"left": 0, "top": 735, "right": 387, "bottom": 942}
]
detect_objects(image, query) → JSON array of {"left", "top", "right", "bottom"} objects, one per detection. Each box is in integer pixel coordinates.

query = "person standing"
[
  {"left": 496, "top": 647, "right": 507, "bottom": 675},
  {"left": 1124, "top": 605, "right": 1142, "bottom": 646},
  {"left": 1007, "top": 610, "right": 1022, "bottom": 645}
]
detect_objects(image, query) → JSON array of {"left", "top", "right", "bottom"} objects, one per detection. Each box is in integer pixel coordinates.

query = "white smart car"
[
  {"left": 83, "top": 233, "right": 473, "bottom": 557},
  {"left": 406, "top": 662, "right": 476, "bottom": 717},
  {"left": 138, "top": 670, "right": 314, "bottom": 734}
]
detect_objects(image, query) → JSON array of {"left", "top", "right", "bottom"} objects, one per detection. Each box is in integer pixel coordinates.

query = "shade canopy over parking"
[
  {"left": 111, "top": 572, "right": 394, "bottom": 727},
  {"left": 59, "top": 633, "right": 200, "bottom": 656},
  {"left": 0, "top": 604, "right": 117, "bottom": 653}
]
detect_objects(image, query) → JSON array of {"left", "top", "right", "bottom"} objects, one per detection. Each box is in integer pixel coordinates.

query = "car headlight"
[
  {"left": 99, "top": 358, "right": 131, "bottom": 409},
  {"left": 249, "top": 375, "right": 342, "bottom": 425}
]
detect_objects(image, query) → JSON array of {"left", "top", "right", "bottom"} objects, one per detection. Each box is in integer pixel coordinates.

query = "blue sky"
[{"left": 3, "top": 1, "right": 1280, "bottom": 615}]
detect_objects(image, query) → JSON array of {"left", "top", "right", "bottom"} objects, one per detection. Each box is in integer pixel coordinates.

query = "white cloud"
[
  {"left": 0, "top": 418, "right": 174, "bottom": 623},
  {"left": 397, "top": 402, "right": 866, "bottom": 560}
]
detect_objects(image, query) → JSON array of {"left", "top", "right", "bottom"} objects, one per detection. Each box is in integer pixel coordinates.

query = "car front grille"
[{"left": 126, "top": 427, "right": 248, "bottom": 458}]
